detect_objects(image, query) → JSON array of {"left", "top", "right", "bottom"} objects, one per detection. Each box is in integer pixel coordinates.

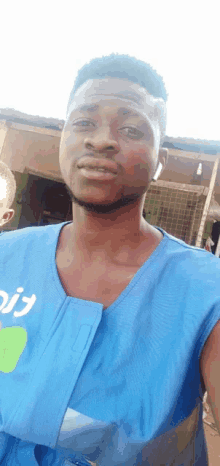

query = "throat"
[{"left": 55, "top": 223, "right": 164, "bottom": 309}]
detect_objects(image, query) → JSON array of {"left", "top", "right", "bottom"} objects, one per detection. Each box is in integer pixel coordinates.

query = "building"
[{"left": 1, "top": 108, "right": 220, "bottom": 248}]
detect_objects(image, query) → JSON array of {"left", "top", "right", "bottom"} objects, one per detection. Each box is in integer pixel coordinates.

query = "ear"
[{"left": 0, "top": 209, "right": 15, "bottom": 227}]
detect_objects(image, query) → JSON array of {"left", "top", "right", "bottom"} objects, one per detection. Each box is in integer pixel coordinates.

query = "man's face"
[
  {"left": 59, "top": 78, "right": 166, "bottom": 211},
  {"left": 0, "top": 177, "right": 14, "bottom": 226}
]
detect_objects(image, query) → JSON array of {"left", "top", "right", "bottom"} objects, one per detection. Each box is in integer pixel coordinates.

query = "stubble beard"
[{"left": 65, "top": 185, "right": 142, "bottom": 214}]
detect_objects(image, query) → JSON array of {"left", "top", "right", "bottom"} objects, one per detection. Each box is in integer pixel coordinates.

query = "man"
[
  {"left": 0, "top": 54, "right": 220, "bottom": 465},
  {"left": 0, "top": 161, "right": 15, "bottom": 229}
]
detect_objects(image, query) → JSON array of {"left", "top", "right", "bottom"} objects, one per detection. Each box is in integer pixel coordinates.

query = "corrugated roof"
[
  {"left": 0, "top": 108, "right": 64, "bottom": 131},
  {"left": 163, "top": 136, "right": 220, "bottom": 155}
]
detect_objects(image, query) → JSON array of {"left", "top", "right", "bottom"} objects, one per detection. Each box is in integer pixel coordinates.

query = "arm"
[{"left": 200, "top": 320, "right": 220, "bottom": 435}]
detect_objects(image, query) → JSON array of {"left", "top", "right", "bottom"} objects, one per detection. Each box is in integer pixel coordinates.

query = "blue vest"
[{"left": 0, "top": 222, "right": 220, "bottom": 465}]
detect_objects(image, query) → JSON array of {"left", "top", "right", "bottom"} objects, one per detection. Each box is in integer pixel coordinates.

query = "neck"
[{"left": 63, "top": 196, "right": 155, "bottom": 259}]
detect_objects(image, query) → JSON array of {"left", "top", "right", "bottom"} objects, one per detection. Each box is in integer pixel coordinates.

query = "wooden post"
[
  {"left": 195, "top": 158, "right": 219, "bottom": 248},
  {"left": 188, "top": 196, "right": 199, "bottom": 245}
]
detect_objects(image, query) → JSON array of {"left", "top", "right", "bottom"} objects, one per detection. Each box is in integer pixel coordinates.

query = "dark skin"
[
  {"left": 57, "top": 77, "right": 220, "bottom": 434},
  {"left": 58, "top": 78, "right": 168, "bottom": 309}
]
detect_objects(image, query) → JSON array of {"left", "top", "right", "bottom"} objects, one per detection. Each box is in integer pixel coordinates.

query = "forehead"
[
  {"left": 0, "top": 177, "right": 7, "bottom": 202},
  {"left": 68, "top": 78, "right": 157, "bottom": 116}
]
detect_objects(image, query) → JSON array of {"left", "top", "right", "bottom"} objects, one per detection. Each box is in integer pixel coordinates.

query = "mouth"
[
  {"left": 77, "top": 157, "right": 118, "bottom": 181},
  {"left": 77, "top": 157, "right": 118, "bottom": 174}
]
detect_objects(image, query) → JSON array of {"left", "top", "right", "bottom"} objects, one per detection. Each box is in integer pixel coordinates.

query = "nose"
[{"left": 84, "top": 126, "right": 120, "bottom": 154}]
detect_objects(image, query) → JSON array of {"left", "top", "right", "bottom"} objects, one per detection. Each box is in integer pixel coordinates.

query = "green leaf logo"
[{"left": 0, "top": 325, "right": 27, "bottom": 373}]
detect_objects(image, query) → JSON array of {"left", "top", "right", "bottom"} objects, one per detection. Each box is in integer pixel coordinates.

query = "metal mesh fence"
[{"left": 144, "top": 180, "right": 209, "bottom": 245}]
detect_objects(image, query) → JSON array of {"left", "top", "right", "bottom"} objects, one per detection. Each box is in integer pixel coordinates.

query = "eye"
[
  {"left": 119, "top": 127, "right": 144, "bottom": 140},
  {"left": 72, "top": 119, "right": 95, "bottom": 129}
]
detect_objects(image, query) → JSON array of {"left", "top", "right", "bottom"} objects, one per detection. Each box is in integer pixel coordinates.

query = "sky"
[{"left": 1, "top": 0, "right": 219, "bottom": 142}]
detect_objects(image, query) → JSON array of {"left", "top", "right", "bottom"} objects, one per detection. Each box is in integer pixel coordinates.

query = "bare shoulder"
[
  {"left": 200, "top": 320, "right": 220, "bottom": 362},
  {"left": 200, "top": 320, "right": 220, "bottom": 435}
]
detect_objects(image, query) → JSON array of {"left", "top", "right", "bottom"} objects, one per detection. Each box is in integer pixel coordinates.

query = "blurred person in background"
[{"left": 0, "top": 161, "right": 16, "bottom": 231}]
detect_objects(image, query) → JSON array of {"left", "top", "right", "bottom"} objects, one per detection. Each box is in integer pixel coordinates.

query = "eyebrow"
[
  {"left": 118, "top": 107, "right": 140, "bottom": 118},
  {"left": 75, "top": 104, "right": 99, "bottom": 113},
  {"left": 74, "top": 104, "right": 140, "bottom": 119}
]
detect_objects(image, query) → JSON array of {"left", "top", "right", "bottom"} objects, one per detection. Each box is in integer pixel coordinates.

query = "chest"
[{"left": 56, "top": 261, "right": 139, "bottom": 309}]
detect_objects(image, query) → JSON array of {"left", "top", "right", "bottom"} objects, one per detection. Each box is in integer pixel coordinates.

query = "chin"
[{"left": 71, "top": 192, "right": 141, "bottom": 215}]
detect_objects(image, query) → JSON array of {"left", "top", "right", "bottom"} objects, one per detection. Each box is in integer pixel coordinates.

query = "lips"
[{"left": 77, "top": 157, "right": 118, "bottom": 175}]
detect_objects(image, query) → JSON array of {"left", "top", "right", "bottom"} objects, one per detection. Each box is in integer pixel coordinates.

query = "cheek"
[
  {"left": 60, "top": 131, "right": 78, "bottom": 156},
  {"left": 117, "top": 143, "right": 157, "bottom": 177},
  {"left": 59, "top": 131, "right": 82, "bottom": 174},
  {"left": 59, "top": 141, "right": 72, "bottom": 183}
]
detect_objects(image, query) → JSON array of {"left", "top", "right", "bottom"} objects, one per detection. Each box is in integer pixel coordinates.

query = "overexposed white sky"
[{"left": 1, "top": 0, "right": 219, "bottom": 141}]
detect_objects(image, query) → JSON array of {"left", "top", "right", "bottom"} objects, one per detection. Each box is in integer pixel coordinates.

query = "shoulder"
[
  {"left": 200, "top": 319, "right": 220, "bottom": 434},
  {"left": 0, "top": 223, "right": 65, "bottom": 241},
  {"left": 0, "top": 223, "right": 67, "bottom": 259},
  {"left": 161, "top": 229, "right": 220, "bottom": 278}
]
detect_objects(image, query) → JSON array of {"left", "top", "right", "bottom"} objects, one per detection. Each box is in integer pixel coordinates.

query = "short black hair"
[
  {"left": 68, "top": 54, "right": 167, "bottom": 105},
  {"left": 67, "top": 54, "right": 168, "bottom": 139},
  {"left": 0, "top": 161, "right": 16, "bottom": 208}
]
